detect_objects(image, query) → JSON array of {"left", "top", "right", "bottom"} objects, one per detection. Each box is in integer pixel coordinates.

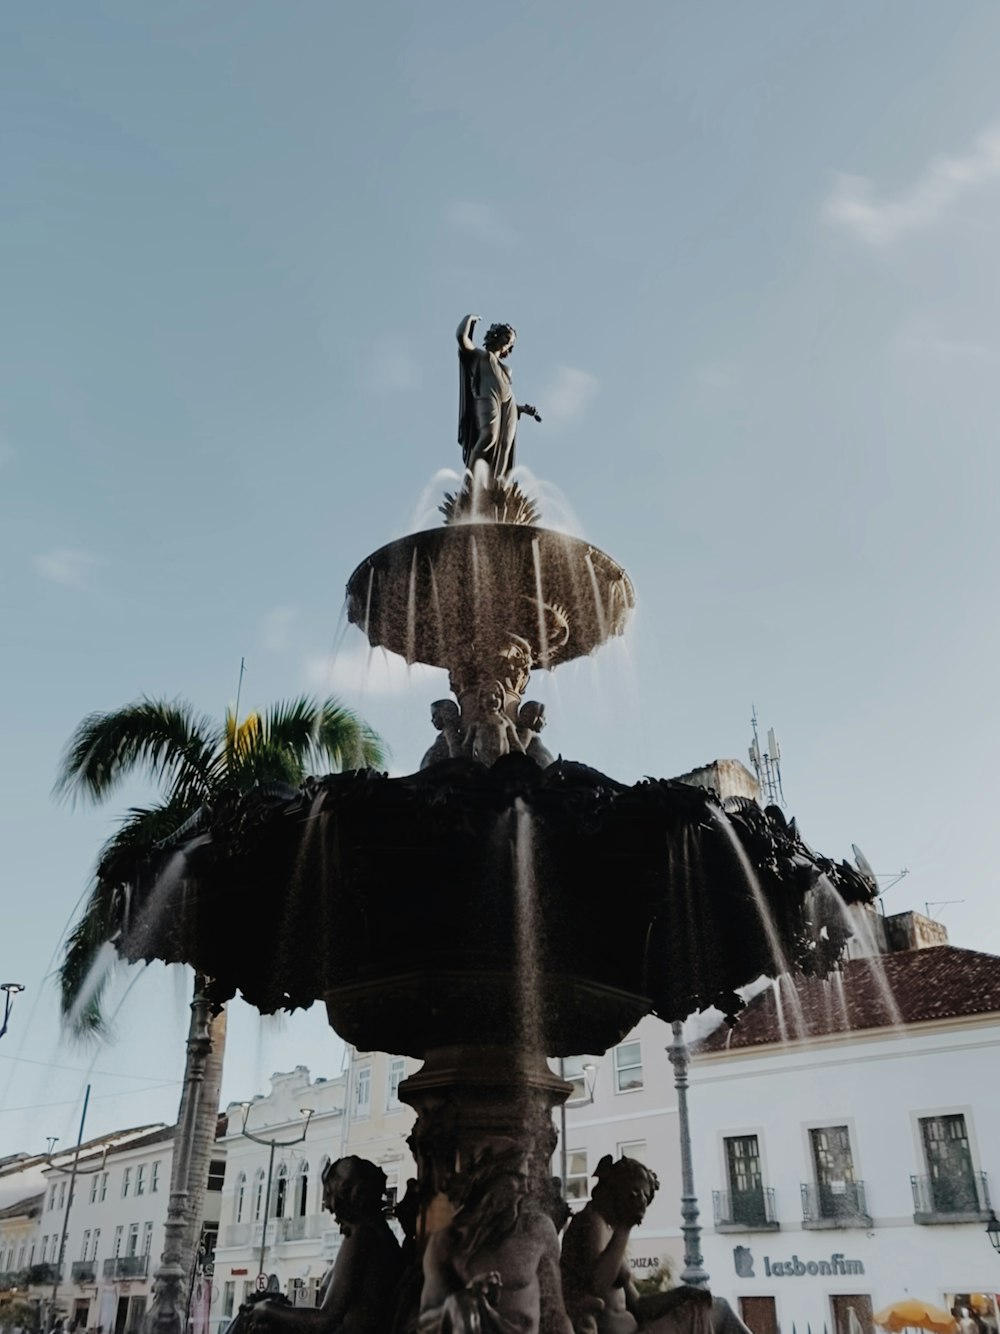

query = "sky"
[{"left": 3, "top": 1, "right": 1000, "bottom": 1155}]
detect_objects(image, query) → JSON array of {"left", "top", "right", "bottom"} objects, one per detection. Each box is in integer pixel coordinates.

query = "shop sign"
[
  {"left": 733, "top": 1247, "right": 865, "bottom": 1279},
  {"left": 628, "top": 1257, "right": 661, "bottom": 1272}
]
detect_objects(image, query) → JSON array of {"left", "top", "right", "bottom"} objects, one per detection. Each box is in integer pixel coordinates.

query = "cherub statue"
[
  {"left": 419, "top": 1145, "right": 572, "bottom": 1334},
  {"left": 420, "top": 699, "right": 463, "bottom": 769},
  {"left": 464, "top": 683, "right": 524, "bottom": 767},
  {"left": 560, "top": 1156, "right": 712, "bottom": 1334},
  {"left": 246, "top": 1157, "right": 403, "bottom": 1334},
  {"left": 516, "top": 701, "right": 554, "bottom": 768},
  {"left": 457, "top": 315, "right": 541, "bottom": 478}
]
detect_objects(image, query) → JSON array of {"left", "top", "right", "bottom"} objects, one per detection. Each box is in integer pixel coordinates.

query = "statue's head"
[
  {"left": 591, "top": 1154, "right": 659, "bottom": 1228},
  {"left": 430, "top": 699, "right": 460, "bottom": 732},
  {"left": 321, "top": 1156, "right": 388, "bottom": 1224},
  {"left": 480, "top": 682, "right": 505, "bottom": 715},
  {"left": 483, "top": 322, "right": 516, "bottom": 358},
  {"left": 518, "top": 701, "right": 545, "bottom": 733}
]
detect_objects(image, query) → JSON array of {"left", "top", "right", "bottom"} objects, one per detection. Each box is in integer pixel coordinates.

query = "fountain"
[{"left": 110, "top": 316, "right": 877, "bottom": 1334}]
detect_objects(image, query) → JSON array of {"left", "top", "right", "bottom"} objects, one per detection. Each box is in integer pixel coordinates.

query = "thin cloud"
[
  {"left": 539, "top": 366, "right": 599, "bottom": 427},
  {"left": 445, "top": 200, "right": 517, "bottom": 248},
  {"left": 304, "top": 643, "right": 446, "bottom": 698},
  {"left": 363, "top": 338, "right": 422, "bottom": 394},
  {"left": 260, "top": 605, "right": 299, "bottom": 652},
  {"left": 824, "top": 123, "right": 1000, "bottom": 245},
  {"left": 35, "top": 548, "right": 101, "bottom": 588}
]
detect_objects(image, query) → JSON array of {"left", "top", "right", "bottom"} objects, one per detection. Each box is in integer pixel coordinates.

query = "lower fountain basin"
[{"left": 345, "top": 523, "right": 635, "bottom": 667}]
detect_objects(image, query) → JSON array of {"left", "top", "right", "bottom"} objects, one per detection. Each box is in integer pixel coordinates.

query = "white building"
[
  {"left": 212, "top": 1051, "right": 419, "bottom": 1333},
  {"left": 688, "top": 941, "right": 1000, "bottom": 1334}
]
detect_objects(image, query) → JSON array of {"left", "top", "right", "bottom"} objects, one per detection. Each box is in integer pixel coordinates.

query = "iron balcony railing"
[
  {"left": 801, "top": 1180, "right": 870, "bottom": 1224},
  {"left": 103, "top": 1255, "right": 149, "bottom": 1279},
  {"left": 27, "top": 1263, "right": 61, "bottom": 1285},
  {"left": 278, "top": 1215, "right": 322, "bottom": 1242},
  {"left": 71, "top": 1261, "right": 97, "bottom": 1282},
  {"left": 713, "top": 1187, "right": 779, "bottom": 1230},
  {"left": 911, "top": 1171, "right": 991, "bottom": 1219},
  {"left": 0, "top": 1270, "right": 28, "bottom": 1291}
]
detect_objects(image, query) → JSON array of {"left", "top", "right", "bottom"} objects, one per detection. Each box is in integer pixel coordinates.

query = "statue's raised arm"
[{"left": 456, "top": 313, "right": 538, "bottom": 478}]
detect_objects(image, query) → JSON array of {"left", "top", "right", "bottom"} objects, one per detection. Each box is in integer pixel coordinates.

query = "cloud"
[
  {"left": 539, "top": 366, "right": 599, "bottom": 427},
  {"left": 445, "top": 200, "right": 517, "bottom": 248},
  {"left": 892, "top": 319, "right": 1000, "bottom": 365},
  {"left": 260, "top": 605, "right": 298, "bottom": 652},
  {"left": 304, "top": 642, "right": 446, "bottom": 698},
  {"left": 35, "top": 548, "right": 100, "bottom": 588},
  {"left": 363, "top": 338, "right": 422, "bottom": 394},
  {"left": 824, "top": 123, "right": 1000, "bottom": 245}
]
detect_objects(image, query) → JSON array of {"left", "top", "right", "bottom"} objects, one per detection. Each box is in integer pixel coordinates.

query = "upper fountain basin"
[{"left": 346, "top": 524, "right": 635, "bottom": 668}]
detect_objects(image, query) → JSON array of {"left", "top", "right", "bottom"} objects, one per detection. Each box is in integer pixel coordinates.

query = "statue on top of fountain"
[{"left": 457, "top": 314, "right": 541, "bottom": 479}]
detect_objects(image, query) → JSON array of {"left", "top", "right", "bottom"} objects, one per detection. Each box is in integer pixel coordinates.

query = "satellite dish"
[{"left": 852, "top": 844, "right": 879, "bottom": 894}]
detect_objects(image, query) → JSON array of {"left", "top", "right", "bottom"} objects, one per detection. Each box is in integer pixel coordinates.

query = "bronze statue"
[
  {"left": 560, "top": 1156, "right": 711, "bottom": 1334},
  {"left": 516, "top": 702, "right": 554, "bottom": 768},
  {"left": 419, "top": 1145, "right": 572, "bottom": 1334},
  {"left": 457, "top": 315, "right": 541, "bottom": 478},
  {"left": 246, "top": 1157, "right": 402, "bottom": 1334},
  {"left": 462, "top": 682, "right": 525, "bottom": 767},
  {"left": 420, "top": 700, "right": 463, "bottom": 769}
]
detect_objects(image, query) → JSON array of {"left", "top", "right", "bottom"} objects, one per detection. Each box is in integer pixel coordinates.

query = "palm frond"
[
  {"left": 268, "top": 696, "right": 389, "bottom": 773},
  {"left": 54, "top": 699, "right": 219, "bottom": 808}
]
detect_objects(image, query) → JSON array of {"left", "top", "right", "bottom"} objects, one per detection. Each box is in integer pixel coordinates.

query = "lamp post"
[
  {"left": 240, "top": 1105, "right": 314, "bottom": 1281},
  {"left": 42, "top": 1086, "right": 109, "bottom": 1325},
  {"left": 986, "top": 1210, "right": 1000, "bottom": 1256},
  {"left": 667, "top": 1020, "right": 709, "bottom": 1287},
  {"left": 0, "top": 983, "right": 25, "bottom": 1039}
]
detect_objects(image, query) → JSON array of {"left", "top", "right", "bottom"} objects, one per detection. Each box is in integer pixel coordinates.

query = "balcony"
[
  {"left": 26, "top": 1263, "right": 61, "bottom": 1285},
  {"left": 278, "top": 1215, "right": 322, "bottom": 1243},
  {"left": 0, "top": 1271, "right": 28, "bottom": 1291},
  {"left": 103, "top": 1256, "right": 149, "bottom": 1279},
  {"left": 801, "top": 1181, "right": 871, "bottom": 1228},
  {"left": 71, "top": 1261, "right": 97, "bottom": 1283},
  {"left": 221, "top": 1222, "right": 256, "bottom": 1249},
  {"left": 713, "top": 1187, "right": 779, "bottom": 1232},
  {"left": 912, "top": 1172, "right": 991, "bottom": 1224}
]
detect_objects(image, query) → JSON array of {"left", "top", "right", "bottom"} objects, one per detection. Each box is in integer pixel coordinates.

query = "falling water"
[
  {"left": 409, "top": 468, "right": 465, "bottom": 531},
  {"left": 405, "top": 546, "right": 418, "bottom": 664},
  {"left": 709, "top": 807, "right": 809, "bottom": 1040},
  {"left": 771, "top": 978, "right": 789, "bottom": 1044},
  {"left": 64, "top": 940, "right": 120, "bottom": 1035},
  {"left": 530, "top": 538, "right": 550, "bottom": 667},
  {"left": 815, "top": 874, "right": 904, "bottom": 1029},
  {"left": 512, "top": 799, "right": 545, "bottom": 1063},
  {"left": 507, "top": 466, "right": 584, "bottom": 535},
  {"left": 583, "top": 552, "right": 609, "bottom": 643}
]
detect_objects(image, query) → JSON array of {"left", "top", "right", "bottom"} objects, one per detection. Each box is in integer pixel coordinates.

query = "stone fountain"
[{"left": 117, "top": 317, "right": 877, "bottom": 1334}]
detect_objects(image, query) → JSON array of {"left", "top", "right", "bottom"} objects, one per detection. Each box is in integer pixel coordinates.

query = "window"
[
  {"left": 563, "top": 1056, "right": 596, "bottom": 1103},
  {"left": 384, "top": 1171, "right": 399, "bottom": 1210},
  {"left": 113, "top": 1225, "right": 123, "bottom": 1258},
  {"left": 136, "top": 1164, "right": 146, "bottom": 1196},
  {"left": 274, "top": 1164, "right": 288, "bottom": 1218},
  {"left": 90, "top": 1175, "right": 99, "bottom": 1205},
  {"left": 142, "top": 1223, "right": 153, "bottom": 1257},
  {"left": 151, "top": 1162, "right": 160, "bottom": 1194},
  {"left": 99, "top": 1172, "right": 108, "bottom": 1202},
  {"left": 387, "top": 1058, "right": 406, "bottom": 1109},
  {"left": 253, "top": 1170, "right": 265, "bottom": 1221},
  {"left": 317, "top": 1158, "right": 330, "bottom": 1213},
  {"left": 81, "top": 1231, "right": 91, "bottom": 1260},
  {"left": 235, "top": 1172, "right": 247, "bottom": 1223},
  {"left": 49, "top": 1185, "right": 57, "bottom": 1211},
  {"left": 207, "top": 1160, "right": 225, "bottom": 1193},
  {"left": 223, "top": 1283, "right": 235, "bottom": 1318},
  {"left": 617, "top": 1140, "right": 648, "bottom": 1165},
  {"left": 41, "top": 1236, "right": 49, "bottom": 1263},
  {"left": 565, "top": 1149, "right": 589, "bottom": 1200},
  {"left": 920, "top": 1114, "right": 981, "bottom": 1213},
  {"left": 127, "top": 1224, "right": 139, "bottom": 1257},
  {"left": 355, "top": 1065, "right": 372, "bottom": 1118},
  {"left": 810, "top": 1126, "right": 860, "bottom": 1218},
  {"left": 28, "top": 1242, "right": 36, "bottom": 1266},
  {"left": 58, "top": 1180, "right": 67, "bottom": 1208},
  {"left": 831, "top": 1295, "right": 874, "bottom": 1334},
  {"left": 614, "top": 1041, "right": 643, "bottom": 1093},
  {"left": 122, "top": 1167, "right": 132, "bottom": 1198},
  {"left": 724, "top": 1135, "right": 768, "bottom": 1227},
  {"left": 295, "top": 1162, "right": 309, "bottom": 1218},
  {"left": 740, "top": 1298, "right": 778, "bottom": 1334},
  {"left": 243, "top": 1281, "right": 254, "bottom": 1304},
  {"left": 91, "top": 1228, "right": 101, "bottom": 1261}
]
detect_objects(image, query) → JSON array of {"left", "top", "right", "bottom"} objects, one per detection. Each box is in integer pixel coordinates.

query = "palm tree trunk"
[{"left": 143, "top": 975, "right": 226, "bottom": 1334}]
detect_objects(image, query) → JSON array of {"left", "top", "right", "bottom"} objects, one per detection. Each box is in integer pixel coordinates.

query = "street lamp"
[
  {"left": 986, "top": 1210, "right": 1000, "bottom": 1256},
  {"left": 0, "top": 983, "right": 25, "bottom": 1039},
  {"left": 667, "top": 1020, "right": 709, "bottom": 1288},
  {"left": 240, "top": 1105, "right": 315, "bottom": 1281}
]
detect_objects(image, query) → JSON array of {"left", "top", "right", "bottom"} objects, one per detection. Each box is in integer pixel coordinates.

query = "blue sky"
[{"left": 4, "top": 1, "right": 1000, "bottom": 1152}]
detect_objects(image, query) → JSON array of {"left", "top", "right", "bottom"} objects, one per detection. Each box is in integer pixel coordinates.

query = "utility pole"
[
  {"left": 240, "top": 1105, "right": 314, "bottom": 1281},
  {"left": 45, "top": 1086, "right": 109, "bottom": 1324}
]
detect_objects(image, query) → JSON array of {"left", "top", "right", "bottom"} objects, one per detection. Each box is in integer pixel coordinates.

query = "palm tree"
[{"left": 55, "top": 695, "right": 386, "bottom": 1333}]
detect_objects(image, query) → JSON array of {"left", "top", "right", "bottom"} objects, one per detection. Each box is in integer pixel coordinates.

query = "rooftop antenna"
[
  {"left": 924, "top": 899, "right": 964, "bottom": 921},
  {"left": 749, "top": 706, "right": 785, "bottom": 807}
]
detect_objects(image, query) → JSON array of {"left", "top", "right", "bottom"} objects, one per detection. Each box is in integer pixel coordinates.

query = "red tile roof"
[{"left": 695, "top": 946, "right": 1000, "bottom": 1053}]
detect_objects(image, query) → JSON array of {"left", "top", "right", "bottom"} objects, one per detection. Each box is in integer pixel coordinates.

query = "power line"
[
  {"left": 0, "top": 1079, "right": 181, "bottom": 1115},
  {"left": 0, "top": 1051, "right": 178, "bottom": 1082}
]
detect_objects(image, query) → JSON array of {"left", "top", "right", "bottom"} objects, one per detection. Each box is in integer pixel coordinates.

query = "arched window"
[
  {"left": 235, "top": 1172, "right": 247, "bottom": 1223},
  {"left": 295, "top": 1162, "right": 309, "bottom": 1218},
  {"left": 252, "top": 1169, "right": 265, "bottom": 1222},
  {"left": 273, "top": 1164, "right": 288, "bottom": 1218}
]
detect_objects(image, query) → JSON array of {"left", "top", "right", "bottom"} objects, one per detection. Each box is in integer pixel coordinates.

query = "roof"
[
  {"left": 695, "top": 945, "right": 1000, "bottom": 1053},
  {"left": 0, "top": 1193, "right": 43, "bottom": 1222},
  {"left": 73, "top": 1124, "right": 174, "bottom": 1170}
]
